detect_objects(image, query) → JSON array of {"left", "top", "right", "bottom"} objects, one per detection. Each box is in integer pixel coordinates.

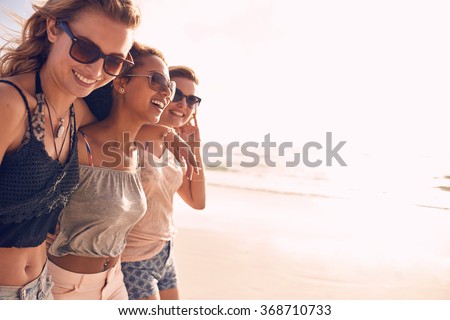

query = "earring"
[{"left": 120, "top": 87, "right": 125, "bottom": 94}]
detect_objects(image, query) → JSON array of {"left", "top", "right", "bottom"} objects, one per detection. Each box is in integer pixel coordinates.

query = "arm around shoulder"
[
  {"left": 177, "top": 150, "right": 206, "bottom": 210},
  {"left": 74, "top": 98, "right": 98, "bottom": 128}
]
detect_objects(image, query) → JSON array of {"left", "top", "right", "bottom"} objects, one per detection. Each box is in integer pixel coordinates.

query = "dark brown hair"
[{"left": 84, "top": 42, "right": 166, "bottom": 120}]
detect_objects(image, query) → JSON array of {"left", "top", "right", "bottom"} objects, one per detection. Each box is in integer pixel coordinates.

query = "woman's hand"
[
  {"left": 163, "top": 129, "right": 199, "bottom": 180},
  {"left": 177, "top": 113, "right": 201, "bottom": 145},
  {"left": 177, "top": 114, "right": 203, "bottom": 178}
]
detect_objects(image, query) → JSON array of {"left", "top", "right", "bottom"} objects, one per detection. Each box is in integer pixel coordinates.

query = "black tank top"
[{"left": 0, "top": 74, "right": 80, "bottom": 248}]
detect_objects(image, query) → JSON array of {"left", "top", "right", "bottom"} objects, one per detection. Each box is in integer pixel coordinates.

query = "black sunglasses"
[
  {"left": 172, "top": 88, "right": 201, "bottom": 109},
  {"left": 126, "top": 72, "right": 176, "bottom": 100},
  {"left": 57, "top": 20, "right": 134, "bottom": 76}
]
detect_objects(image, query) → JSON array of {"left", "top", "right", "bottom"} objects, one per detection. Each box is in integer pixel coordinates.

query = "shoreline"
[{"left": 173, "top": 185, "right": 450, "bottom": 299}]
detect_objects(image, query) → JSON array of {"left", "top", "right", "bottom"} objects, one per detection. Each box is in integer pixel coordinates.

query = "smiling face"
[
  {"left": 158, "top": 76, "right": 198, "bottom": 128},
  {"left": 46, "top": 8, "right": 135, "bottom": 98},
  {"left": 120, "top": 54, "right": 172, "bottom": 124}
]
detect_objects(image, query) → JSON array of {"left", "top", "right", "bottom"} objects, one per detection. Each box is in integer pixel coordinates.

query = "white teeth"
[
  {"left": 151, "top": 99, "right": 164, "bottom": 109},
  {"left": 170, "top": 110, "right": 184, "bottom": 117},
  {"left": 74, "top": 71, "right": 96, "bottom": 84}
]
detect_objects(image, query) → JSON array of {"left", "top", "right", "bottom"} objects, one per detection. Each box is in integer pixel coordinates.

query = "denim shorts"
[
  {"left": 121, "top": 241, "right": 178, "bottom": 299},
  {"left": 0, "top": 261, "right": 53, "bottom": 300}
]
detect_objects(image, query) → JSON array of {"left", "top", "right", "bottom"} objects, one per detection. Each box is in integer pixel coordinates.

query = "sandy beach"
[{"left": 172, "top": 184, "right": 450, "bottom": 300}]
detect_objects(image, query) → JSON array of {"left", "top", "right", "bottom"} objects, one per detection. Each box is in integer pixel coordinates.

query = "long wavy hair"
[
  {"left": 0, "top": 0, "right": 141, "bottom": 78},
  {"left": 169, "top": 65, "right": 199, "bottom": 85}
]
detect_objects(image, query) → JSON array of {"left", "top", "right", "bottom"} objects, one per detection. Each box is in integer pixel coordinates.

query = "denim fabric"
[
  {"left": 0, "top": 261, "right": 53, "bottom": 300},
  {"left": 121, "top": 241, "right": 177, "bottom": 299}
]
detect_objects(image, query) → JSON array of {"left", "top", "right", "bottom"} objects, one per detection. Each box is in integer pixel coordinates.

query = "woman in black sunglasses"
[
  {"left": 0, "top": 0, "right": 140, "bottom": 300},
  {"left": 120, "top": 66, "right": 206, "bottom": 300},
  {"left": 46, "top": 43, "right": 199, "bottom": 300}
]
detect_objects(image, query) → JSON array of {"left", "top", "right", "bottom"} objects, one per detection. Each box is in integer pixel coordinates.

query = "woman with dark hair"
[
  {"left": 46, "top": 43, "right": 176, "bottom": 300},
  {"left": 0, "top": 0, "right": 140, "bottom": 300},
  {"left": 121, "top": 65, "right": 206, "bottom": 300}
]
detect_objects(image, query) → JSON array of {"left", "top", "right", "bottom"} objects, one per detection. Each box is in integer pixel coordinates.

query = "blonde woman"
[{"left": 0, "top": 0, "right": 140, "bottom": 300}]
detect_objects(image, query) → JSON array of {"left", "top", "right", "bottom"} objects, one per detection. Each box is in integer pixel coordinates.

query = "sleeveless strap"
[
  {"left": 0, "top": 80, "right": 33, "bottom": 130},
  {"left": 34, "top": 71, "right": 46, "bottom": 119},
  {"left": 69, "top": 104, "right": 77, "bottom": 148},
  {"left": 78, "top": 129, "right": 93, "bottom": 166},
  {"left": 35, "top": 71, "right": 43, "bottom": 94}
]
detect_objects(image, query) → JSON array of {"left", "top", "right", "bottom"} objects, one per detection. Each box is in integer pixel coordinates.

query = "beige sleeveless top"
[
  {"left": 121, "top": 149, "right": 183, "bottom": 262},
  {"left": 48, "top": 165, "right": 147, "bottom": 258}
]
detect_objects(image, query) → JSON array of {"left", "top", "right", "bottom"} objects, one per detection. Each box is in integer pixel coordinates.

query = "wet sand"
[{"left": 173, "top": 185, "right": 450, "bottom": 299}]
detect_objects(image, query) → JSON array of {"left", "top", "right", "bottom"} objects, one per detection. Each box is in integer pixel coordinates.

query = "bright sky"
[{"left": 2, "top": 0, "right": 450, "bottom": 160}]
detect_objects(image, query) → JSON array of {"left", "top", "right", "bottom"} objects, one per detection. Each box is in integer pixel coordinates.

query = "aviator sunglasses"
[
  {"left": 57, "top": 20, "right": 134, "bottom": 76},
  {"left": 126, "top": 72, "right": 176, "bottom": 100},
  {"left": 172, "top": 88, "right": 202, "bottom": 109}
]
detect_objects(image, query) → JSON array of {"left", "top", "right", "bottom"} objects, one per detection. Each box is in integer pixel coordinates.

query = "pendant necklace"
[
  {"left": 45, "top": 101, "right": 70, "bottom": 161},
  {"left": 44, "top": 96, "right": 70, "bottom": 139}
]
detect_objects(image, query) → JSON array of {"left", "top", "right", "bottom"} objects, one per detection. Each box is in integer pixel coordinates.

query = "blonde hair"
[
  {"left": 169, "top": 65, "right": 199, "bottom": 85},
  {"left": 0, "top": 0, "right": 141, "bottom": 77}
]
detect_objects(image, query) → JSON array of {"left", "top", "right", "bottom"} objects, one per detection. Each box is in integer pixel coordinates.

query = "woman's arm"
[
  {"left": 163, "top": 127, "right": 200, "bottom": 180},
  {"left": 175, "top": 114, "right": 206, "bottom": 210},
  {"left": 74, "top": 98, "right": 98, "bottom": 129}
]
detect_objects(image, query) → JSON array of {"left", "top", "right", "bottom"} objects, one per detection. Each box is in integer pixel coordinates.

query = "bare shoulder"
[
  {"left": 0, "top": 78, "right": 30, "bottom": 119},
  {"left": 76, "top": 123, "right": 106, "bottom": 166},
  {"left": 73, "top": 98, "right": 97, "bottom": 128},
  {"left": 0, "top": 73, "right": 36, "bottom": 118},
  {"left": 136, "top": 124, "right": 168, "bottom": 142},
  {"left": 76, "top": 130, "right": 92, "bottom": 166},
  {"left": 0, "top": 77, "right": 36, "bottom": 159},
  {"left": 0, "top": 78, "right": 30, "bottom": 120}
]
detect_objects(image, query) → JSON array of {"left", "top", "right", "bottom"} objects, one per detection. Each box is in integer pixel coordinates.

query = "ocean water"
[{"left": 203, "top": 145, "right": 450, "bottom": 211}]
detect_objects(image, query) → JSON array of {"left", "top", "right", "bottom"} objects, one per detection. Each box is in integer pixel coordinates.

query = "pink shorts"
[{"left": 48, "top": 259, "right": 128, "bottom": 300}]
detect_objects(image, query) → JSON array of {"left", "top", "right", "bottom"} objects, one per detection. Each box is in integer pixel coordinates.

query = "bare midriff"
[
  {"left": 0, "top": 243, "right": 47, "bottom": 286},
  {"left": 47, "top": 253, "right": 120, "bottom": 274}
]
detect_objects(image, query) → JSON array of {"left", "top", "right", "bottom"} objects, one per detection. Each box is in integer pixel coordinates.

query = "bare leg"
[
  {"left": 159, "top": 287, "right": 179, "bottom": 300},
  {"left": 139, "top": 291, "right": 161, "bottom": 300}
]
